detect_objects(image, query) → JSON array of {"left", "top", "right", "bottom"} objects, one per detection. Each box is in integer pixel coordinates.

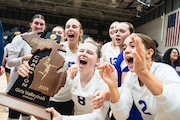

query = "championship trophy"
[{"left": 0, "top": 32, "right": 67, "bottom": 120}]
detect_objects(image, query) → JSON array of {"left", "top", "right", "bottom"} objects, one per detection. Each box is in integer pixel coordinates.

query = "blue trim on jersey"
[
  {"left": 115, "top": 52, "right": 128, "bottom": 87},
  {"left": 115, "top": 51, "right": 143, "bottom": 120},
  {"left": 0, "top": 21, "right": 4, "bottom": 65}
]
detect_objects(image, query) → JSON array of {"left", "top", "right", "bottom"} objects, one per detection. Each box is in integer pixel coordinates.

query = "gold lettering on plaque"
[
  {"left": 38, "top": 85, "right": 49, "bottom": 91},
  {"left": 22, "top": 78, "right": 29, "bottom": 87}
]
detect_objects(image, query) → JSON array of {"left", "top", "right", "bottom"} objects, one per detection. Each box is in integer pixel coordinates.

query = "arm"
[
  {"left": 67, "top": 64, "right": 78, "bottom": 79},
  {"left": 0, "top": 66, "right": 4, "bottom": 76},
  {"left": 6, "top": 35, "right": 32, "bottom": 68},
  {"left": 121, "top": 72, "right": 127, "bottom": 84},
  {"left": 99, "top": 63, "right": 133, "bottom": 120},
  {"left": 2, "top": 46, "right": 8, "bottom": 69},
  {"left": 99, "top": 63, "right": 119, "bottom": 103}
]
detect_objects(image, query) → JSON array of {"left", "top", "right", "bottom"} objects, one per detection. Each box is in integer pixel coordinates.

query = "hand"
[
  {"left": 91, "top": 91, "right": 105, "bottom": 109},
  {"left": 46, "top": 107, "right": 63, "bottom": 120},
  {"left": 17, "top": 61, "right": 30, "bottom": 77},
  {"left": 130, "top": 33, "right": 148, "bottom": 73},
  {"left": 67, "top": 64, "right": 78, "bottom": 79},
  {"left": 22, "top": 54, "right": 32, "bottom": 62},
  {"left": 0, "top": 66, "right": 4, "bottom": 76},
  {"left": 98, "top": 63, "right": 118, "bottom": 88}
]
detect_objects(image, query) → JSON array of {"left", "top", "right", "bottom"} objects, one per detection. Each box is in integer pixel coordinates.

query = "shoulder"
[
  {"left": 151, "top": 62, "right": 173, "bottom": 72},
  {"left": 151, "top": 62, "right": 180, "bottom": 81},
  {"left": 115, "top": 52, "right": 124, "bottom": 64},
  {"left": 102, "top": 42, "right": 111, "bottom": 49},
  {"left": 60, "top": 41, "right": 67, "bottom": 46},
  {"left": 11, "top": 34, "right": 24, "bottom": 44},
  {"left": 60, "top": 41, "right": 69, "bottom": 50}
]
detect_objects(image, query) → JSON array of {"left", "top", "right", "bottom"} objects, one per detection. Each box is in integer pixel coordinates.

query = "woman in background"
[{"left": 163, "top": 48, "right": 180, "bottom": 76}]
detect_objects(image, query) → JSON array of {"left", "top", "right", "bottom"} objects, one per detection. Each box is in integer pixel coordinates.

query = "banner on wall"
[{"left": 165, "top": 11, "right": 180, "bottom": 47}]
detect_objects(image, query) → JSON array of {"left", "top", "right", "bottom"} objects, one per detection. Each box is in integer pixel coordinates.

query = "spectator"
[
  {"left": 163, "top": 48, "right": 180, "bottom": 76},
  {"left": 2, "top": 31, "right": 21, "bottom": 83},
  {"left": 153, "top": 40, "right": 163, "bottom": 62}
]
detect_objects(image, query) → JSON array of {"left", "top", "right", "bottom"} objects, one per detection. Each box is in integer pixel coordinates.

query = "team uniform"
[
  {"left": 115, "top": 52, "right": 128, "bottom": 87},
  {"left": 49, "top": 41, "right": 82, "bottom": 115},
  {"left": 111, "top": 62, "right": 180, "bottom": 120},
  {"left": 62, "top": 69, "right": 110, "bottom": 120},
  {"left": 100, "top": 42, "right": 119, "bottom": 66},
  {"left": 113, "top": 52, "right": 142, "bottom": 120},
  {"left": 6, "top": 34, "right": 31, "bottom": 119}
]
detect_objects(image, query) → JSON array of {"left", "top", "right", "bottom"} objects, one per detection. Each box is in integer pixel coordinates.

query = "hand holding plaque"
[{"left": 0, "top": 32, "right": 67, "bottom": 120}]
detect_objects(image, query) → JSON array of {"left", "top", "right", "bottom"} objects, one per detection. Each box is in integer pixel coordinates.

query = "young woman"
[
  {"left": 18, "top": 38, "right": 110, "bottom": 120},
  {"left": 99, "top": 33, "right": 180, "bottom": 120},
  {"left": 163, "top": 48, "right": 180, "bottom": 76},
  {"left": 48, "top": 18, "right": 84, "bottom": 115},
  {"left": 113, "top": 22, "right": 142, "bottom": 120},
  {"left": 6, "top": 14, "right": 46, "bottom": 120},
  {"left": 2, "top": 31, "right": 21, "bottom": 83},
  {"left": 67, "top": 22, "right": 142, "bottom": 120},
  {"left": 100, "top": 21, "right": 120, "bottom": 65}
]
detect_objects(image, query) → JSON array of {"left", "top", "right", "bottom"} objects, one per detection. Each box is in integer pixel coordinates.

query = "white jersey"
[
  {"left": 50, "top": 41, "right": 82, "bottom": 102},
  {"left": 3, "top": 43, "right": 12, "bottom": 69},
  {"left": 60, "top": 41, "right": 81, "bottom": 69},
  {"left": 62, "top": 69, "right": 109, "bottom": 120},
  {"left": 6, "top": 34, "right": 32, "bottom": 91},
  {"left": 100, "top": 42, "right": 119, "bottom": 66},
  {"left": 111, "top": 62, "right": 180, "bottom": 120}
]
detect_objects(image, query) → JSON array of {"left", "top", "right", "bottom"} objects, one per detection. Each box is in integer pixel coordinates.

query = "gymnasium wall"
[{"left": 136, "top": 8, "right": 180, "bottom": 54}]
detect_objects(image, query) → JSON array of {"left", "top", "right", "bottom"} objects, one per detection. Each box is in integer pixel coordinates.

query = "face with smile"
[
  {"left": 77, "top": 41, "right": 99, "bottom": 72},
  {"left": 30, "top": 18, "right": 46, "bottom": 32},
  {"left": 170, "top": 49, "right": 179, "bottom": 62}
]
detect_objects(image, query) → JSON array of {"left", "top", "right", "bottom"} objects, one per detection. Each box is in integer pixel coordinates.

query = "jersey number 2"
[{"left": 139, "top": 100, "right": 152, "bottom": 115}]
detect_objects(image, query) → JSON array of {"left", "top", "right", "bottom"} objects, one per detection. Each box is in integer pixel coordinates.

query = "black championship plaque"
[{"left": 0, "top": 32, "right": 67, "bottom": 120}]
